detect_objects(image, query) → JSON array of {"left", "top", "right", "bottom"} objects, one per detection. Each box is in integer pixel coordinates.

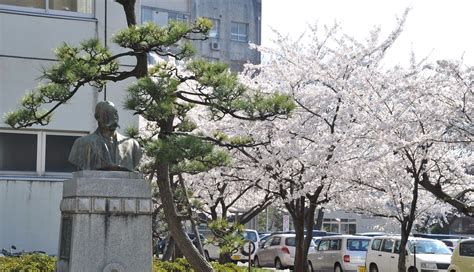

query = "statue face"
[{"left": 96, "top": 103, "right": 119, "bottom": 132}]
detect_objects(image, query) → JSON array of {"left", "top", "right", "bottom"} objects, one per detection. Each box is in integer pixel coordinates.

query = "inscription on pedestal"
[{"left": 59, "top": 216, "right": 73, "bottom": 260}]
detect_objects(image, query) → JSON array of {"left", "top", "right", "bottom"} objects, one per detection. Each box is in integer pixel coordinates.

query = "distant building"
[
  {"left": 140, "top": 0, "right": 261, "bottom": 71},
  {"left": 0, "top": 0, "right": 261, "bottom": 254}
]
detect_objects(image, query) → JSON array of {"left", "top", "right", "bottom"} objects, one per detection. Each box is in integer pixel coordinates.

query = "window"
[
  {"left": 328, "top": 239, "right": 341, "bottom": 250},
  {"left": 208, "top": 18, "right": 220, "bottom": 38},
  {"left": 381, "top": 239, "right": 395, "bottom": 253},
  {"left": 242, "top": 230, "right": 257, "bottom": 242},
  {"left": 323, "top": 218, "right": 357, "bottom": 234},
  {"left": 0, "top": 130, "right": 84, "bottom": 176},
  {"left": 318, "top": 240, "right": 329, "bottom": 251},
  {"left": 371, "top": 239, "right": 382, "bottom": 250},
  {"left": 285, "top": 237, "right": 295, "bottom": 247},
  {"left": 168, "top": 11, "right": 188, "bottom": 23},
  {"left": 393, "top": 240, "right": 401, "bottom": 253},
  {"left": 460, "top": 241, "right": 474, "bottom": 257},
  {"left": 347, "top": 239, "right": 370, "bottom": 251},
  {"left": 264, "top": 237, "right": 273, "bottom": 247},
  {"left": 141, "top": 6, "right": 189, "bottom": 26},
  {"left": 231, "top": 22, "right": 248, "bottom": 42},
  {"left": 0, "top": 0, "right": 93, "bottom": 16},
  {"left": 0, "top": 132, "right": 37, "bottom": 172},
  {"left": 270, "top": 237, "right": 281, "bottom": 246},
  {"left": 45, "top": 134, "right": 78, "bottom": 172}
]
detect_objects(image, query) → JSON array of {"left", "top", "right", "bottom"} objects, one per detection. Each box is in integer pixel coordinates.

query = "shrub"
[
  {"left": 0, "top": 254, "right": 269, "bottom": 272},
  {"left": 0, "top": 254, "right": 56, "bottom": 272},
  {"left": 153, "top": 258, "right": 268, "bottom": 272}
]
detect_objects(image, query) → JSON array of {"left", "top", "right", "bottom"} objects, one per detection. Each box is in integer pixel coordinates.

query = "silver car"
[
  {"left": 254, "top": 233, "right": 316, "bottom": 270},
  {"left": 308, "top": 235, "right": 370, "bottom": 272}
]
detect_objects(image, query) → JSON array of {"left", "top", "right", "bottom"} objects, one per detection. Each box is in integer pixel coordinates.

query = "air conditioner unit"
[{"left": 211, "top": 41, "right": 220, "bottom": 51}]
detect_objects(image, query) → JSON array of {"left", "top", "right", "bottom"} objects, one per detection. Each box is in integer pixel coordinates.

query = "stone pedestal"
[{"left": 56, "top": 171, "right": 152, "bottom": 272}]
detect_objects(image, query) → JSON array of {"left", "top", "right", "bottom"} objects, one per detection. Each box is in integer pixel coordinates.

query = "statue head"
[{"left": 95, "top": 101, "right": 119, "bottom": 132}]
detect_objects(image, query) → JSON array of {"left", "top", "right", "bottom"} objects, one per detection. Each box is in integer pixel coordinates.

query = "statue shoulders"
[{"left": 72, "top": 131, "right": 102, "bottom": 147}]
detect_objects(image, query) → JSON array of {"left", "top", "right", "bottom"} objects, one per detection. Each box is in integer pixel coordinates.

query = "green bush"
[
  {"left": 153, "top": 258, "right": 269, "bottom": 272},
  {"left": 0, "top": 254, "right": 56, "bottom": 272},
  {"left": 0, "top": 254, "right": 269, "bottom": 272}
]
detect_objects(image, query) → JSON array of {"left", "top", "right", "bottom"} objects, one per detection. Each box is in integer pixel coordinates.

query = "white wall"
[
  {"left": 0, "top": 179, "right": 63, "bottom": 254},
  {"left": 323, "top": 210, "right": 400, "bottom": 234}
]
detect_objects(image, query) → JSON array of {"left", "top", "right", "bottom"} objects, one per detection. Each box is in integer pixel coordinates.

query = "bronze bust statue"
[{"left": 68, "top": 101, "right": 141, "bottom": 171}]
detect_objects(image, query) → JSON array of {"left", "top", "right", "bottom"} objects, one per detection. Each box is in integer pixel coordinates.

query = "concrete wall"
[{"left": 0, "top": 179, "right": 63, "bottom": 254}]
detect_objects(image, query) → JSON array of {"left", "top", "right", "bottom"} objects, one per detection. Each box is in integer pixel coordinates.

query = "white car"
[
  {"left": 308, "top": 235, "right": 370, "bottom": 272},
  {"left": 203, "top": 229, "right": 259, "bottom": 263},
  {"left": 365, "top": 236, "right": 452, "bottom": 272},
  {"left": 254, "top": 233, "right": 316, "bottom": 270}
]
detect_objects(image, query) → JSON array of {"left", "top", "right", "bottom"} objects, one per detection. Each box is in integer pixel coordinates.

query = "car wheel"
[
  {"left": 370, "top": 264, "right": 379, "bottom": 272},
  {"left": 254, "top": 256, "right": 260, "bottom": 267},
  {"left": 204, "top": 250, "right": 210, "bottom": 261},
  {"left": 334, "top": 263, "right": 343, "bottom": 272},
  {"left": 408, "top": 267, "right": 418, "bottom": 272},
  {"left": 275, "top": 258, "right": 284, "bottom": 270},
  {"left": 308, "top": 261, "right": 314, "bottom": 272}
]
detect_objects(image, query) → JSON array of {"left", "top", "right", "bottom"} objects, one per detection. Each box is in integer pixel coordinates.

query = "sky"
[{"left": 262, "top": 0, "right": 474, "bottom": 66}]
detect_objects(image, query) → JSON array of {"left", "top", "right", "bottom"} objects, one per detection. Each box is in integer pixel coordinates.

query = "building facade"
[
  {"left": 141, "top": 0, "right": 261, "bottom": 71},
  {"left": 0, "top": 0, "right": 261, "bottom": 254}
]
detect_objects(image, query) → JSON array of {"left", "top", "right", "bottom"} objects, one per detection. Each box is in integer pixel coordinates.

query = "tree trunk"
[
  {"left": 286, "top": 196, "right": 311, "bottom": 272},
  {"left": 398, "top": 220, "right": 410, "bottom": 272},
  {"left": 114, "top": 2, "right": 213, "bottom": 270},
  {"left": 178, "top": 174, "right": 204, "bottom": 255},
  {"left": 156, "top": 162, "right": 213, "bottom": 271}
]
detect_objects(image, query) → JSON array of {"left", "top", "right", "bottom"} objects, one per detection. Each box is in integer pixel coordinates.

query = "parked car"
[
  {"left": 259, "top": 233, "right": 272, "bottom": 247},
  {"left": 441, "top": 238, "right": 462, "bottom": 251},
  {"left": 254, "top": 233, "right": 317, "bottom": 270},
  {"left": 156, "top": 233, "right": 205, "bottom": 255},
  {"left": 203, "top": 229, "right": 260, "bottom": 263},
  {"left": 312, "top": 236, "right": 322, "bottom": 247},
  {"left": 447, "top": 238, "right": 474, "bottom": 272},
  {"left": 307, "top": 235, "right": 370, "bottom": 272},
  {"left": 365, "top": 236, "right": 452, "bottom": 272},
  {"left": 356, "top": 232, "right": 386, "bottom": 237}
]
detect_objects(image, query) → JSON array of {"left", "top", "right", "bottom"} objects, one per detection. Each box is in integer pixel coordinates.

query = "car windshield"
[
  {"left": 408, "top": 240, "right": 452, "bottom": 254},
  {"left": 347, "top": 239, "right": 370, "bottom": 251}
]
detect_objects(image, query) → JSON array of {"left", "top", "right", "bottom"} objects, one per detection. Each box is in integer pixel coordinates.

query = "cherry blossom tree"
[
  {"left": 340, "top": 49, "right": 473, "bottom": 271},
  {"left": 188, "top": 10, "right": 412, "bottom": 272}
]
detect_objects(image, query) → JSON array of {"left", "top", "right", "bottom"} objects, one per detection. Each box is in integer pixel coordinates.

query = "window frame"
[
  {"left": 230, "top": 21, "right": 248, "bottom": 42},
  {"left": 0, "top": 129, "right": 86, "bottom": 178},
  {"left": 0, "top": 0, "right": 95, "bottom": 19}
]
